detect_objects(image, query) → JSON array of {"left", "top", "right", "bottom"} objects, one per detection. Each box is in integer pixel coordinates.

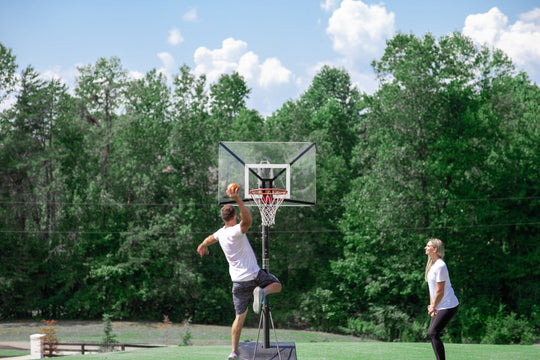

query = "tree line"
[{"left": 1, "top": 32, "right": 538, "bottom": 344}]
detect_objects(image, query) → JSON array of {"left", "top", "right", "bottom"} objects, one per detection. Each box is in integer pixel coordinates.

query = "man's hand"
[
  {"left": 197, "top": 243, "right": 209, "bottom": 257},
  {"left": 227, "top": 185, "right": 251, "bottom": 233},
  {"left": 226, "top": 184, "right": 240, "bottom": 199},
  {"left": 197, "top": 235, "right": 217, "bottom": 257}
]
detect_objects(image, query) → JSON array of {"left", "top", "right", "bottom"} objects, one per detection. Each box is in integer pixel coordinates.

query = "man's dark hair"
[{"left": 221, "top": 205, "right": 236, "bottom": 222}]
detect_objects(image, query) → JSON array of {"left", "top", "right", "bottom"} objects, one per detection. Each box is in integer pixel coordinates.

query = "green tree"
[
  {"left": 264, "top": 66, "right": 364, "bottom": 329},
  {"left": 470, "top": 72, "right": 540, "bottom": 320},
  {"left": 82, "top": 68, "right": 201, "bottom": 319},
  {"left": 63, "top": 58, "right": 130, "bottom": 317},
  {"left": 75, "top": 57, "right": 127, "bottom": 187},
  {"left": 334, "top": 32, "right": 539, "bottom": 342},
  {"left": 210, "top": 71, "right": 251, "bottom": 130},
  {"left": 116, "top": 68, "right": 171, "bottom": 213},
  {"left": 100, "top": 313, "right": 118, "bottom": 352},
  {"left": 229, "top": 108, "right": 265, "bottom": 141},
  {"left": 0, "top": 66, "right": 48, "bottom": 317},
  {"left": 0, "top": 42, "right": 17, "bottom": 104},
  {"left": 166, "top": 65, "right": 232, "bottom": 323},
  {"left": 168, "top": 65, "right": 212, "bottom": 202},
  {"left": 0, "top": 65, "right": 78, "bottom": 317}
]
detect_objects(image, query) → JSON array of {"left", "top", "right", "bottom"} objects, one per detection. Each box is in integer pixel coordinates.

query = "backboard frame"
[{"left": 218, "top": 141, "right": 316, "bottom": 206}]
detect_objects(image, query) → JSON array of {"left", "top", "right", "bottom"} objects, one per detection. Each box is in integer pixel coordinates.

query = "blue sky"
[{"left": 1, "top": 0, "right": 539, "bottom": 115}]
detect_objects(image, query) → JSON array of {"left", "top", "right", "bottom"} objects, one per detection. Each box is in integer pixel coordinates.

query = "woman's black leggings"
[{"left": 427, "top": 306, "right": 458, "bottom": 360}]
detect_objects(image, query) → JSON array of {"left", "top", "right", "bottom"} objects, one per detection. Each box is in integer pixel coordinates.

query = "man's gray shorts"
[{"left": 232, "top": 269, "right": 280, "bottom": 315}]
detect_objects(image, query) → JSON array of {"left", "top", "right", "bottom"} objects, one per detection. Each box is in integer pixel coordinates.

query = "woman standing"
[{"left": 425, "top": 239, "right": 459, "bottom": 360}]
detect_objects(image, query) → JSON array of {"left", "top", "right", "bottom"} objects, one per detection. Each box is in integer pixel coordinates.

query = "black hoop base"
[{"left": 238, "top": 342, "right": 297, "bottom": 360}]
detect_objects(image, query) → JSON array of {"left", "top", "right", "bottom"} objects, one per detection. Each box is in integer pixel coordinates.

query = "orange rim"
[{"left": 249, "top": 188, "right": 287, "bottom": 196}]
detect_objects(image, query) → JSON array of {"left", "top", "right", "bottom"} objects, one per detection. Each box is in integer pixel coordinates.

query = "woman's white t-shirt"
[
  {"left": 427, "top": 258, "right": 459, "bottom": 310},
  {"left": 214, "top": 224, "right": 259, "bottom": 282}
]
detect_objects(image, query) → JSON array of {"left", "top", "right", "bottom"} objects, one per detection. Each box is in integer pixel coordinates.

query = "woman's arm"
[{"left": 428, "top": 281, "right": 445, "bottom": 316}]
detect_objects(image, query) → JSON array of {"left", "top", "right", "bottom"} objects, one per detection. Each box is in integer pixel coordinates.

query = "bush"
[
  {"left": 100, "top": 313, "right": 118, "bottom": 352},
  {"left": 345, "top": 305, "right": 413, "bottom": 342},
  {"left": 401, "top": 318, "right": 429, "bottom": 342},
  {"left": 454, "top": 306, "right": 486, "bottom": 343},
  {"left": 192, "top": 287, "right": 233, "bottom": 325},
  {"left": 40, "top": 320, "right": 59, "bottom": 356},
  {"left": 345, "top": 317, "right": 376, "bottom": 338},
  {"left": 481, "top": 311, "right": 536, "bottom": 345},
  {"left": 299, "top": 288, "right": 347, "bottom": 332},
  {"left": 179, "top": 318, "right": 193, "bottom": 346}
]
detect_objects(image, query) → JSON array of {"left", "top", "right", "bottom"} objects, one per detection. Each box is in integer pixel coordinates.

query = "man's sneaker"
[
  {"left": 227, "top": 350, "right": 238, "bottom": 360},
  {"left": 253, "top": 286, "right": 264, "bottom": 314}
]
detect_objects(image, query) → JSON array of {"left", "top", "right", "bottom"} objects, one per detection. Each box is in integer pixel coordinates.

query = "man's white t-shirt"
[
  {"left": 213, "top": 224, "right": 260, "bottom": 282},
  {"left": 427, "top": 258, "right": 459, "bottom": 310}
]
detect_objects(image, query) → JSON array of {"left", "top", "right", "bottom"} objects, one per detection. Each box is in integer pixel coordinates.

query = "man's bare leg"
[
  {"left": 263, "top": 282, "right": 282, "bottom": 296},
  {"left": 232, "top": 310, "right": 248, "bottom": 355},
  {"left": 254, "top": 282, "right": 282, "bottom": 314}
]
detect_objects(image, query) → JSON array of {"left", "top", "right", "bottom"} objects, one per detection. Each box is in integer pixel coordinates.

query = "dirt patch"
[{"left": 0, "top": 342, "right": 28, "bottom": 350}]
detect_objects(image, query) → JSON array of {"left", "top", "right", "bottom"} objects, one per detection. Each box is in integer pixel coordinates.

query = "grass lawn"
[
  {"left": 1, "top": 320, "right": 538, "bottom": 359},
  {"left": 57, "top": 342, "right": 539, "bottom": 360},
  {"left": 0, "top": 320, "right": 364, "bottom": 345},
  {"left": 0, "top": 349, "right": 29, "bottom": 357}
]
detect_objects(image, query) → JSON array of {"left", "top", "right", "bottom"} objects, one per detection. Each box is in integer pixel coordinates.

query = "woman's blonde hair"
[{"left": 425, "top": 238, "right": 445, "bottom": 280}]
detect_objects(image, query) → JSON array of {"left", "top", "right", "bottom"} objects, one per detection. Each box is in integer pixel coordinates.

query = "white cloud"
[
  {"left": 326, "top": 0, "right": 395, "bottom": 59},
  {"left": 463, "top": 7, "right": 540, "bottom": 68},
  {"left": 349, "top": 69, "right": 378, "bottom": 94},
  {"left": 0, "top": 93, "right": 16, "bottom": 112},
  {"left": 0, "top": 73, "right": 21, "bottom": 112},
  {"left": 237, "top": 51, "right": 260, "bottom": 82},
  {"left": 157, "top": 52, "right": 176, "bottom": 75},
  {"left": 259, "top": 58, "right": 292, "bottom": 88},
  {"left": 183, "top": 8, "right": 198, "bottom": 22},
  {"left": 194, "top": 38, "right": 246, "bottom": 81},
  {"left": 321, "top": 0, "right": 340, "bottom": 12},
  {"left": 168, "top": 27, "right": 184, "bottom": 45},
  {"left": 520, "top": 7, "right": 540, "bottom": 23},
  {"left": 193, "top": 37, "right": 293, "bottom": 89},
  {"left": 41, "top": 66, "right": 69, "bottom": 84},
  {"left": 463, "top": 7, "right": 508, "bottom": 46},
  {"left": 128, "top": 70, "right": 145, "bottom": 80},
  {"left": 40, "top": 64, "right": 81, "bottom": 91}
]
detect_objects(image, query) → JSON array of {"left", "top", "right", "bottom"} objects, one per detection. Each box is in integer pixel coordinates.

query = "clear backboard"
[{"left": 218, "top": 142, "right": 316, "bottom": 206}]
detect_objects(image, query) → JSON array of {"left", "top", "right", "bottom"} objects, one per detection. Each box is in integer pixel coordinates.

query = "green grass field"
[
  {"left": 1, "top": 321, "right": 538, "bottom": 359},
  {"left": 38, "top": 342, "right": 539, "bottom": 360},
  {"left": 0, "top": 349, "right": 29, "bottom": 357}
]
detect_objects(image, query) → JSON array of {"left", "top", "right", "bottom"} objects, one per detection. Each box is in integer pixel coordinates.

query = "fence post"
[{"left": 30, "top": 334, "right": 45, "bottom": 359}]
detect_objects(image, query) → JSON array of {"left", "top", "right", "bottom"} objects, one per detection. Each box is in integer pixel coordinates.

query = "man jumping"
[{"left": 197, "top": 185, "right": 282, "bottom": 360}]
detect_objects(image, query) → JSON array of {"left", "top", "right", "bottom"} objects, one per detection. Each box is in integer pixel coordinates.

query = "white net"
[{"left": 249, "top": 189, "right": 287, "bottom": 226}]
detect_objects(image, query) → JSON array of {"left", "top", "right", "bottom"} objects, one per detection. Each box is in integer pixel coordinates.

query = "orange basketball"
[{"left": 227, "top": 182, "right": 239, "bottom": 193}]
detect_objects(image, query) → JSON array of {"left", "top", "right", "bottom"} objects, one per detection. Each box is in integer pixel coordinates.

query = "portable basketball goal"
[{"left": 218, "top": 142, "right": 316, "bottom": 359}]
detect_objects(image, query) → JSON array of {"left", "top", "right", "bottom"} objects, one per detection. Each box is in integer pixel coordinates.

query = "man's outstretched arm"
[
  {"left": 227, "top": 186, "right": 252, "bottom": 234},
  {"left": 197, "top": 234, "right": 218, "bottom": 257}
]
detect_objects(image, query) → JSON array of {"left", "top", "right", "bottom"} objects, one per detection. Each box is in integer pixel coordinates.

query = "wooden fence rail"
[{"left": 43, "top": 342, "right": 163, "bottom": 356}]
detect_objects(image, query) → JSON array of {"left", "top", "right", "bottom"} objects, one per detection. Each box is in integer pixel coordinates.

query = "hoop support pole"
[
  {"left": 262, "top": 224, "right": 270, "bottom": 348},
  {"left": 251, "top": 188, "right": 287, "bottom": 349}
]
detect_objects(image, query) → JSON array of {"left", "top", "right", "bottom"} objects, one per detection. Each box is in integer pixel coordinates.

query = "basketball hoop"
[{"left": 249, "top": 188, "right": 287, "bottom": 226}]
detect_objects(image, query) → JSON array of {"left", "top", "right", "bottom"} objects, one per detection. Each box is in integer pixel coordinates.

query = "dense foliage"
[{"left": 1, "top": 33, "right": 538, "bottom": 344}]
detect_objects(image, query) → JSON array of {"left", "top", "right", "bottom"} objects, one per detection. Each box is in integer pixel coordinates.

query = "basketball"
[{"left": 227, "top": 182, "right": 239, "bottom": 193}]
